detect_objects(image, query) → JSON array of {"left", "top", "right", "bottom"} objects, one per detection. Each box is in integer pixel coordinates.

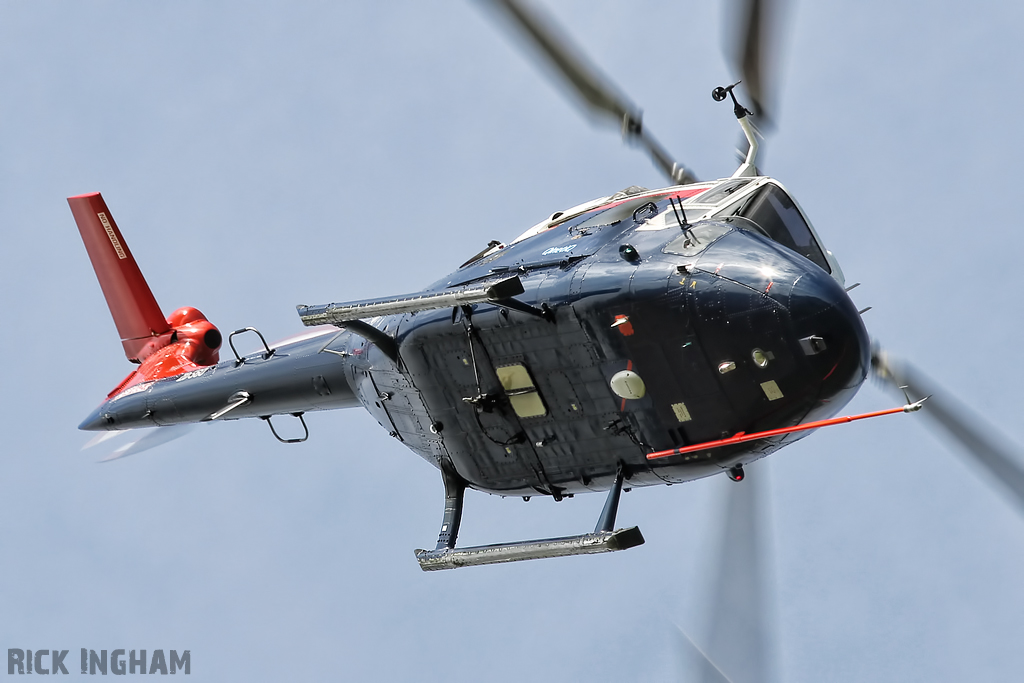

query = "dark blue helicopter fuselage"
[{"left": 81, "top": 185, "right": 869, "bottom": 498}]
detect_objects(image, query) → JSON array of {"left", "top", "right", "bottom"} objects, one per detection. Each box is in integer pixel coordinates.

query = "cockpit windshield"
[{"left": 719, "top": 183, "right": 830, "bottom": 272}]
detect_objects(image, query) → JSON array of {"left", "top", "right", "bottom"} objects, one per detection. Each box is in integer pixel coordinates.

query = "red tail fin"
[{"left": 69, "top": 193, "right": 172, "bottom": 362}]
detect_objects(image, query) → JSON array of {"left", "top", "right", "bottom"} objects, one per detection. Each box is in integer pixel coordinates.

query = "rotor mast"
[{"left": 712, "top": 82, "right": 762, "bottom": 177}]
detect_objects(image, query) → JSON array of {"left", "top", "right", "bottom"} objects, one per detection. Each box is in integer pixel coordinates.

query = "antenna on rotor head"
[{"left": 713, "top": 81, "right": 761, "bottom": 178}]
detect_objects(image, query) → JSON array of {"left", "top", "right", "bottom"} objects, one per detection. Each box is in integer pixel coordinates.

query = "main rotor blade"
[
  {"left": 697, "top": 463, "right": 776, "bottom": 683},
  {"left": 728, "top": 0, "right": 767, "bottom": 122},
  {"left": 872, "top": 348, "right": 1024, "bottom": 512},
  {"left": 478, "top": 0, "right": 697, "bottom": 185},
  {"left": 725, "top": 0, "right": 787, "bottom": 126},
  {"left": 724, "top": 0, "right": 788, "bottom": 167},
  {"left": 674, "top": 627, "right": 734, "bottom": 683}
]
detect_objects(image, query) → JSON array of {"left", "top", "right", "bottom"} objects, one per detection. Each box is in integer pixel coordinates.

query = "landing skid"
[{"left": 414, "top": 466, "right": 644, "bottom": 571}]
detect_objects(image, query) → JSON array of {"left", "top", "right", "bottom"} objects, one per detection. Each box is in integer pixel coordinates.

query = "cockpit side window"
[{"left": 723, "top": 184, "right": 830, "bottom": 272}]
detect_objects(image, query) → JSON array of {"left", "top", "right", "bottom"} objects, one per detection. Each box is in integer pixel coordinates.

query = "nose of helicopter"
[{"left": 690, "top": 228, "right": 869, "bottom": 425}]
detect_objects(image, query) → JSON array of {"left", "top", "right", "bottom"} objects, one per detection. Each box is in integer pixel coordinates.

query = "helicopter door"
[{"left": 722, "top": 183, "right": 831, "bottom": 272}]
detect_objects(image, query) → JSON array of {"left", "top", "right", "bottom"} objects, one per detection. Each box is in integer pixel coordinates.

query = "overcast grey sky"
[{"left": 2, "top": 2, "right": 1023, "bottom": 681}]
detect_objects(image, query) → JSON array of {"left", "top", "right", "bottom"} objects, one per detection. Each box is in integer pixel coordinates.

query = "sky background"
[{"left": 2, "top": 1, "right": 1024, "bottom": 680}]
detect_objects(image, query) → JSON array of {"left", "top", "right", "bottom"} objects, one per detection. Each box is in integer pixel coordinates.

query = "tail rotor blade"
[
  {"left": 872, "top": 347, "right": 1024, "bottom": 512},
  {"left": 81, "top": 429, "right": 127, "bottom": 450},
  {"left": 478, "top": 0, "right": 696, "bottom": 184},
  {"left": 92, "top": 425, "right": 195, "bottom": 463}
]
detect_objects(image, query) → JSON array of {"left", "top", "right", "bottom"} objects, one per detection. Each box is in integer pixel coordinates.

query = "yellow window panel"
[
  {"left": 496, "top": 364, "right": 534, "bottom": 391},
  {"left": 496, "top": 364, "right": 547, "bottom": 418},
  {"left": 509, "top": 393, "right": 547, "bottom": 418}
]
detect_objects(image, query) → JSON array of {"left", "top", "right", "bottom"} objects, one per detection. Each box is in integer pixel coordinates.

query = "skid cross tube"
[
  {"left": 595, "top": 466, "right": 625, "bottom": 533},
  {"left": 337, "top": 320, "right": 399, "bottom": 362},
  {"left": 435, "top": 463, "right": 466, "bottom": 550}
]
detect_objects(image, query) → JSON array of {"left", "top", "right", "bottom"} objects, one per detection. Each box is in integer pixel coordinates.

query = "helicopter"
[{"left": 72, "top": 0, "right": 1024, "bottom": 581}]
